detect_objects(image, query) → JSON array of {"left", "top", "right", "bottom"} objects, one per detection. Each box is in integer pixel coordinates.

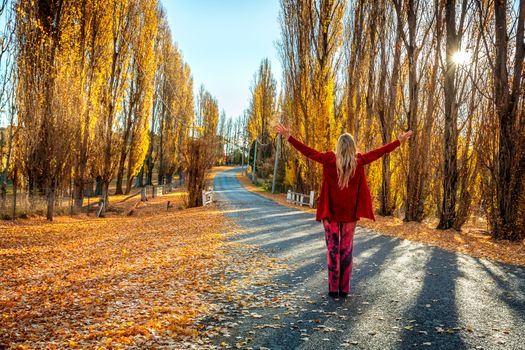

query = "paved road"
[{"left": 212, "top": 168, "right": 525, "bottom": 350}]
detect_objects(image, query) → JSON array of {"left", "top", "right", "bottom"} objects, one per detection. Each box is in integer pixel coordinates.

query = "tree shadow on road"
[
  {"left": 473, "top": 258, "right": 525, "bottom": 323},
  {"left": 397, "top": 248, "right": 466, "bottom": 350},
  {"left": 246, "top": 234, "right": 403, "bottom": 349},
  {"left": 350, "top": 234, "right": 403, "bottom": 292}
]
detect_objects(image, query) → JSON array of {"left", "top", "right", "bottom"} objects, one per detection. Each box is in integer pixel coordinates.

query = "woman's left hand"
[{"left": 398, "top": 130, "right": 413, "bottom": 144}]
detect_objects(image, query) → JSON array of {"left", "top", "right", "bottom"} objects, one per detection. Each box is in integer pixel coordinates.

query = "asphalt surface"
[{"left": 212, "top": 168, "right": 525, "bottom": 350}]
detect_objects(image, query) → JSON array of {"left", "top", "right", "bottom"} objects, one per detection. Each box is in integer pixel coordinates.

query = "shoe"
[
  {"left": 339, "top": 292, "right": 348, "bottom": 298},
  {"left": 328, "top": 291, "right": 339, "bottom": 298}
]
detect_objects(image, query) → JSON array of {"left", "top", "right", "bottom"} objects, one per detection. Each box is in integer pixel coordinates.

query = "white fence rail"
[
  {"left": 202, "top": 188, "right": 214, "bottom": 207},
  {"left": 139, "top": 184, "right": 176, "bottom": 202},
  {"left": 287, "top": 190, "right": 315, "bottom": 208}
]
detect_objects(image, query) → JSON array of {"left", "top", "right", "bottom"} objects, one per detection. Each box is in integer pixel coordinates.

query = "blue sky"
[{"left": 161, "top": 0, "right": 282, "bottom": 120}]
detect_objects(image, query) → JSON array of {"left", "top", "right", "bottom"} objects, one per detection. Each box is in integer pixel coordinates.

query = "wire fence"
[{"left": 0, "top": 177, "right": 185, "bottom": 220}]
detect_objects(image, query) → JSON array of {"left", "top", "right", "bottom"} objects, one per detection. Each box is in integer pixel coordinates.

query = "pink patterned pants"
[{"left": 322, "top": 220, "right": 357, "bottom": 293}]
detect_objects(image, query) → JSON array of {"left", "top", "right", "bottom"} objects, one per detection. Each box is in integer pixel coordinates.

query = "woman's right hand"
[{"left": 274, "top": 123, "right": 291, "bottom": 140}]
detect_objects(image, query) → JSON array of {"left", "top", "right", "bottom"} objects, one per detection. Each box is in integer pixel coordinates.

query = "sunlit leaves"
[{"left": 0, "top": 200, "right": 232, "bottom": 347}]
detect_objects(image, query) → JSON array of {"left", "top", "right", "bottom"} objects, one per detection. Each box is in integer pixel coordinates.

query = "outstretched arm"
[
  {"left": 274, "top": 123, "right": 328, "bottom": 164},
  {"left": 360, "top": 130, "right": 413, "bottom": 165}
]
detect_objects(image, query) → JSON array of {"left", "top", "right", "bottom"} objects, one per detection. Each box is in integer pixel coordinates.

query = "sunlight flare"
[{"left": 452, "top": 50, "right": 471, "bottom": 65}]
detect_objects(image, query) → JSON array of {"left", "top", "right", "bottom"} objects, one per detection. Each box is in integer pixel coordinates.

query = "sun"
[{"left": 452, "top": 50, "right": 471, "bottom": 65}]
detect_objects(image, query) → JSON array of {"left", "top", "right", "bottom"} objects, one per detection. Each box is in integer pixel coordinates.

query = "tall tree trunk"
[
  {"left": 124, "top": 145, "right": 136, "bottom": 194},
  {"left": 73, "top": 114, "right": 90, "bottom": 211},
  {"left": 157, "top": 106, "right": 165, "bottom": 186},
  {"left": 363, "top": 2, "right": 378, "bottom": 152},
  {"left": 378, "top": 4, "right": 400, "bottom": 216},
  {"left": 125, "top": 176, "right": 135, "bottom": 194},
  {"left": 0, "top": 182, "right": 6, "bottom": 212},
  {"left": 419, "top": 0, "right": 442, "bottom": 221},
  {"left": 453, "top": 9, "right": 482, "bottom": 230},
  {"left": 146, "top": 155, "right": 154, "bottom": 185},
  {"left": 453, "top": 101, "right": 475, "bottom": 230},
  {"left": 95, "top": 176, "right": 103, "bottom": 196},
  {"left": 438, "top": 0, "right": 459, "bottom": 229},
  {"left": 403, "top": 0, "right": 423, "bottom": 222},
  {"left": 492, "top": 0, "right": 525, "bottom": 240},
  {"left": 46, "top": 185, "right": 55, "bottom": 221},
  {"left": 143, "top": 98, "right": 156, "bottom": 187},
  {"left": 115, "top": 121, "right": 132, "bottom": 195},
  {"left": 73, "top": 16, "right": 98, "bottom": 213},
  {"left": 114, "top": 143, "right": 128, "bottom": 195},
  {"left": 136, "top": 164, "right": 145, "bottom": 187},
  {"left": 73, "top": 178, "right": 84, "bottom": 212},
  {"left": 345, "top": 0, "right": 365, "bottom": 135}
]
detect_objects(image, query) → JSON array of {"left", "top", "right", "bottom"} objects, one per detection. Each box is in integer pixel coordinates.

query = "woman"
[{"left": 274, "top": 124, "right": 412, "bottom": 298}]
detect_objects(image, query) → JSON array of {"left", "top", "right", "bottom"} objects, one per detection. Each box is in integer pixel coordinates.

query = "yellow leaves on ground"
[
  {"left": 0, "top": 201, "right": 233, "bottom": 348},
  {"left": 236, "top": 172, "right": 525, "bottom": 266}
]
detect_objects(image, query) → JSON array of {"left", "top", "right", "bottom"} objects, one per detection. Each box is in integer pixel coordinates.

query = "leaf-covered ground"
[
  {"left": 236, "top": 172, "right": 525, "bottom": 266},
  {"left": 0, "top": 171, "right": 292, "bottom": 350},
  {"left": 0, "top": 188, "right": 285, "bottom": 349}
]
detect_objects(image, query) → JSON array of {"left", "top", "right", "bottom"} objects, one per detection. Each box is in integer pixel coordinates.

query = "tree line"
[
  {"left": 0, "top": 0, "right": 221, "bottom": 220},
  {"left": 246, "top": 0, "right": 524, "bottom": 241}
]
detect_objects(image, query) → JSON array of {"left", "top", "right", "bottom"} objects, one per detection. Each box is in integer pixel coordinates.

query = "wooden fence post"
[
  {"left": 96, "top": 198, "right": 105, "bottom": 218},
  {"left": 309, "top": 191, "right": 315, "bottom": 208}
]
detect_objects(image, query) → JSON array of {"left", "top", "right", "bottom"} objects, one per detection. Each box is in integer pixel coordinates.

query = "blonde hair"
[{"left": 335, "top": 133, "right": 357, "bottom": 189}]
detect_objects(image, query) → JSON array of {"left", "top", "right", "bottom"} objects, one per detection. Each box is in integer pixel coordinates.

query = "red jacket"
[{"left": 288, "top": 136, "right": 401, "bottom": 222}]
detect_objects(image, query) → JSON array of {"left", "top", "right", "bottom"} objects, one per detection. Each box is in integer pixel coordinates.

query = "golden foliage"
[
  {"left": 247, "top": 59, "right": 277, "bottom": 144},
  {"left": 0, "top": 200, "right": 232, "bottom": 347},
  {"left": 6, "top": 0, "right": 199, "bottom": 218},
  {"left": 279, "top": 0, "right": 345, "bottom": 193}
]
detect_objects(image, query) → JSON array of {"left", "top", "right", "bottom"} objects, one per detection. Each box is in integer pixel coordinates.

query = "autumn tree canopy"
[
  {"left": 0, "top": 0, "right": 222, "bottom": 219},
  {"left": 274, "top": 0, "right": 524, "bottom": 240},
  {"left": 0, "top": 0, "right": 523, "bottom": 241}
]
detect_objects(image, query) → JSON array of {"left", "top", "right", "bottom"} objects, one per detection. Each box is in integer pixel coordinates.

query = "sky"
[{"left": 161, "top": 0, "right": 283, "bottom": 120}]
